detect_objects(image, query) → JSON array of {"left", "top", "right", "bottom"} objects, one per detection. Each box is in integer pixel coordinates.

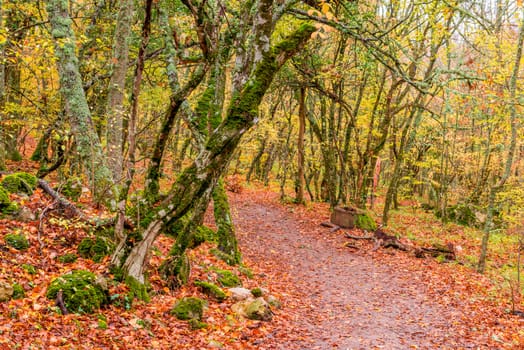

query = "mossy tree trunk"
[
  {"left": 295, "top": 86, "right": 306, "bottom": 204},
  {"left": 105, "top": 0, "right": 134, "bottom": 183},
  {"left": 0, "top": 0, "right": 5, "bottom": 171},
  {"left": 118, "top": 20, "right": 316, "bottom": 284},
  {"left": 213, "top": 179, "right": 241, "bottom": 265},
  {"left": 47, "top": 0, "right": 117, "bottom": 208}
]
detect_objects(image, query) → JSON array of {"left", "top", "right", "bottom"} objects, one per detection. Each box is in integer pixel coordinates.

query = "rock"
[
  {"left": 171, "top": 297, "right": 207, "bottom": 321},
  {"left": 17, "top": 206, "right": 36, "bottom": 221},
  {"left": 228, "top": 287, "right": 253, "bottom": 301},
  {"left": 267, "top": 295, "right": 281, "bottom": 309},
  {"left": 208, "top": 340, "right": 225, "bottom": 348},
  {"left": 195, "top": 281, "right": 227, "bottom": 302},
  {"left": 0, "top": 281, "right": 14, "bottom": 302},
  {"left": 231, "top": 300, "right": 251, "bottom": 318},
  {"left": 245, "top": 297, "right": 273, "bottom": 321}
]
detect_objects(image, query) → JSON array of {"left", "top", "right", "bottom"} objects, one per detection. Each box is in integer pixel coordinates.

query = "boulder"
[
  {"left": 228, "top": 287, "right": 252, "bottom": 301},
  {"left": 245, "top": 297, "right": 273, "bottom": 321},
  {"left": 0, "top": 281, "right": 14, "bottom": 302}
]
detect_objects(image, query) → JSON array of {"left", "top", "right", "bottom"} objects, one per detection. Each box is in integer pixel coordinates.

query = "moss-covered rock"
[
  {"left": 251, "top": 287, "right": 263, "bottom": 298},
  {"left": 355, "top": 211, "right": 377, "bottom": 231},
  {"left": 245, "top": 297, "right": 273, "bottom": 321},
  {"left": 1, "top": 172, "right": 37, "bottom": 195},
  {"left": 188, "top": 319, "right": 208, "bottom": 330},
  {"left": 0, "top": 187, "right": 18, "bottom": 215},
  {"left": 171, "top": 297, "right": 207, "bottom": 321},
  {"left": 238, "top": 265, "right": 253, "bottom": 279},
  {"left": 58, "top": 253, "right": 78, "bottom": 263},
  {"left": 0, "top": 187, "right": 10, "bottom": 206},
  {"left": 77, "top": 236, "right": 111, "bottom": 262},
  {"left": 5, "top": 233, "right": 30, "bottom": 250},
  {"left": 213, "top": 268, "right": 242, "bottom": 287},
  {"left": 194, "top": 281, "right": 227, "bottom": 302},
  {"left": 12, "top": 283, "right": 25, "bottom": 299},
  {"left": 46, "top": 270, "right": 109, "bottom": 314}
]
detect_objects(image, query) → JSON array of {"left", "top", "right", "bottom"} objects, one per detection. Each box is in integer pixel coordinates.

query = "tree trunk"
[
  {"left": 119, "top": 23, "right": 316, "bottom": 284},
  {"left": 47, "top": 0, "right": 117, "bottom": 208},
  {"left": 213, "top": 179, "right": 241, "bottom": 265},
  {"left": 295, "top": 87, "right": 306, "bottom": 204},
  {"left": 478, "top": 5, "right": 524, "bottom": 273},
  {"left": 105, "top": 0, "right": 134, "bottom": 182}
]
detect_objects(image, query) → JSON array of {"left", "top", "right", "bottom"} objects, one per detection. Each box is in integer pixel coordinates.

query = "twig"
[
  {"left": 55, "top": 290, "right": 69, "bottom": 315},
  {"left": 344, "top": 233, "right": 374, "bottom": 240}
]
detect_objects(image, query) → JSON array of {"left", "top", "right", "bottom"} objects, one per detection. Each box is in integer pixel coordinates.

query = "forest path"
[{"left": 230, "top": 191, "right": 477, "bottom": 349}]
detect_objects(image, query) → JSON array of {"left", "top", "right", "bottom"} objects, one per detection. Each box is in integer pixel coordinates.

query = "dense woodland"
[{"left": 2, "top": 0, "right": 524, "bottom": 347}]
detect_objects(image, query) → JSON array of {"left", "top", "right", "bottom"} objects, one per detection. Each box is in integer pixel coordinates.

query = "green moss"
[
  {"left": 58, "top": 253, "right": 78, "bottom": 263},
  {"left": 21, "top": 264, "right": 37, "bottom": 275},
  {"left": 194, "top": 281, "right": 227, "bottom": 302},
  {"left": 1, "top": 173, "right": 37, "bottom": 195},
  {"left": 2, "top": 202, "right": 19, "bottom": 215},
  {"left": 61, "top": 177, "right": 82, "bottom": 201},
  {"left": 77, "top": 237, "right": 111, "bottom": 262},
  {"left": 159, "top": 253, "right": 191, "bottom": 290},
  {"left": 46, "top": 270, "right": 109, "bottom": 314},
  {"left": 0, "top": 187, "right": 10, "bottom": 206},
  {"left": 188, "top": 319, "right": 208, "bottom": 330},
  {"left": 5, "top": 233, "right": 30, "bottom": 250},
  {"left": 125, "top": 275, "right": 150, "bottom": 302},
  {"left": 12, "top": 283, "right": 25, "bottom": 299},
  {"left": 238, "top": 265, "right": 254, "bottom": 279},
  {"left": 171, "top": 297, "right": 207, "bottom": 321},
  {"left": 213, "top": 268, "right": 241, "bottom": 287},
  {"left": 355, "top": 211, "right": 377, "bottom": 231},
  {"left": 251, "top": 287, "right": 263, "bottom": 298},
  {"left": 194, "top": 225, "right": 216, "bottom": 243}
]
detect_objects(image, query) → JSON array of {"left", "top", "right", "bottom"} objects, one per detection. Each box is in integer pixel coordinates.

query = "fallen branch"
[
  {"left": 38, "top": 179, "right": 87, "bottom": 220},
  {"left": 55, "top": 289, "right": 69, "bottom": 315},
  {"left": 344, "top": 233, "right": 374, "bottom": 240}
]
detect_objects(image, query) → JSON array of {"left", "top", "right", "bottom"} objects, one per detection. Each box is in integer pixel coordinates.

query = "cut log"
[
  {"left": 345, "top": 228, "right": 407, "bottom": 251},
  {"left": 330, "top": 206, "right": 357, "bottom": 228},
  {"left": 414, "top": 243, "right": 456, "bottom": 260}
]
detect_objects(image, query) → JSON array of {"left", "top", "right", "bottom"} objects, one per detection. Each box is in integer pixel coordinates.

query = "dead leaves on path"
[{"left": 0, "top": 182, "right": 523, "bottom": 348}]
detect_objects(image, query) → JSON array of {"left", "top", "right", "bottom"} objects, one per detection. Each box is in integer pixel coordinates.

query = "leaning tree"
[{"left": 47, "top": 0, "right": 316, "bottom": 290}]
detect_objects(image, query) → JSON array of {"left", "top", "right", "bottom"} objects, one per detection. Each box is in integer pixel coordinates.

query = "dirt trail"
[{"left": 232, "top": 195, "right": 476, "bottom": 349}]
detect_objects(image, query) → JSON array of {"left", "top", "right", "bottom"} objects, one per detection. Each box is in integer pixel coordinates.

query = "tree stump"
[{"left": 330, "top": 206, "right": 357, "bottom": 229}]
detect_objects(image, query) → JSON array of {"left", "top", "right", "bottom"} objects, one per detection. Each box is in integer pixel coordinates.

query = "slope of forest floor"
[{"left": 0, "top": 166, "right": 523, "bottom": 349}]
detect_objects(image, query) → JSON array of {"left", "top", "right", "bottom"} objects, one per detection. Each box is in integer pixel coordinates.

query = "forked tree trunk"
[{"left": 118, "top": 23, "right": 316, "bottom": 284}]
